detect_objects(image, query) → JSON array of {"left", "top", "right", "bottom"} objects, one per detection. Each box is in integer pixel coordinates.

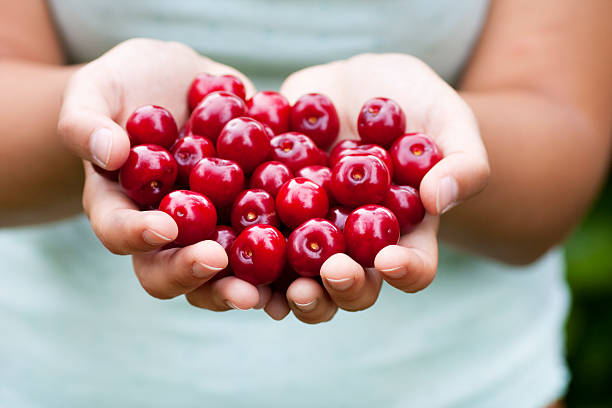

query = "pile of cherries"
[{"left": 97, "top": 73, "right": 442, "bottom": 287}]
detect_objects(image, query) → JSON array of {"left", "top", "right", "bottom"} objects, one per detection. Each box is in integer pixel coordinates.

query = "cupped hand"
[
  {"left": 58, "top": 38, "right": 271, "bottom": 311},
  {"left": 274, "top": 53, "right": 490, "bottom": 324}
]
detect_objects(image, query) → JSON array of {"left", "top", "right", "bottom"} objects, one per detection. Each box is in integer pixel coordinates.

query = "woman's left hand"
[{"left": 264, "top": 54, "right": 490, "bottom": 323}]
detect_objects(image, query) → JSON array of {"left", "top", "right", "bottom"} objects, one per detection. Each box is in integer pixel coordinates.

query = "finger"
[
  {"left": 264, "top": 290, "right": 291, "bottom": 321},
  {"left": 186, "top": 276, "right": 260, "bottom": 311},
  {"left": 83, "top": 164, "right": 178, "bottom": 254},
  {"left": 253, "top": 285, "right": 272, "bottom": 310},
  {"left": 203, "top": 58, "right": 258, "bottom": 98},
  {"left": 59, "top": 67, "right": 131, "bottom": 170},
  {"left": 286, "top": 278, "right": 337, "bottom": 324},
  {"left": 320, "top": 253, "right": 383, "bottom": 312},
  {"left": 374, "top": 215, "right": 439, "bottom": 293},
  {"left": 133, "top": 240, "right": 229, "bottom": 300}
]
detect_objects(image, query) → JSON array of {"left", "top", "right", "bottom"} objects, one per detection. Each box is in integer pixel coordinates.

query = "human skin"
[{"left": 1, "top": 0, "right": 611, "bottom": 333}]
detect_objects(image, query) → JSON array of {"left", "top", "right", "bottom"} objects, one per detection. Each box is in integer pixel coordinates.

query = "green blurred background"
[{"left": 565, "top": 168, "right": 612, "bottom": 407}]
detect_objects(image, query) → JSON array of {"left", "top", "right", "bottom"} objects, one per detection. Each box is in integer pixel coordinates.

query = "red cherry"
[
  {"left": 326, "top": 206, "right": 352, "bottom": 232},
  {"left": 209, "top": 225, "right": 237, "bottom": 280},
  {"left": 390, "top": 133, "right": 442, "bottom": 188},
  {"left": 330, "top": 154, "right": 390, "bottom": 207},
  {"left": 189, "top": 157, "right": 245, "bottom": 208},
  {"left": 93, "top": 164, "right": 119, "bottom": 181},
  {"left": 290, "top": 93, "right": 340, "bottom": 149},
  {"left": 230, "top": 189, "right": 280, "bottom": 232},
  {"left": 188, "top": 73, "right": 246, "bottom": 110},
  {"left": 270, "top": 132, "right": 320, "bottom": 172},
  {"left": 159, "top": 190, "right": 217, "bottom": 247},
  {"left": 357, "top": 97, "right": 406, "bottom": 148},
  {"left": 315, "top": 148, "right": 329, "bottom": 167},
  {"left": 217, "top": 117, "right": 271, "bottom": 173},
  {"left": 119, "top": 144, "right": 177, "bottom": 207},
  {"left": 330, "top": 144, "right": 394, "bottom": 177},
  {"left": 295, "top": 165, "right": 332, "bottom": 196},
  {"left": 344, "top": 205, "right": 400, "bottom": 267},
  {"left": 383, "top": 185, "right": 425, "bottom": 233},
  {"left": 249, "top": 161, "right": 293, "bottom": 197},
  {"left": 246, "top": 91, "right": 291, "bottom": 135},
  {"left": 170, "top": 135, "right": 216, "bottom": 186},
  {"left": 230, "top": 225, "right": 287, "bottom": 286},
  {"left": 287, "top": 218, "right": 345, "bottom": 277},
  {"left": 329, "top": 139, "right": 361, "bottom": 165},
  {"left": 188, "top": 91, "right": 246, "bottom": 144},
  {"left": 126, "top": 105, "right": 178, "bottom": 148},
  {"left": 262, "top": 123, "right": 275, "bottom": 140},
  {"left": 276, "top": 177, "right": 329, "bottom": 229}
]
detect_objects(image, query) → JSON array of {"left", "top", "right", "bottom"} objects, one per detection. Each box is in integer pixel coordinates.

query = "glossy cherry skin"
[
  {"left": 217, "top": 117, "right": 271, "bottom": 174},
  {"left": 119, "top": 144, "right": 177, "bottom": 207},
  {"left": 390, "top": 133, "right": 443, "bottom": 188},
  {"left": 189, "top": 91, "right": 247, "bottom": 144},
  {"left": 249, "top": 161, "right": 293, "bottom": 197},
  {"left": 330, "top": 154, "right": 390, "bottom": 208},
  {"left": 287, "top": 218, "right": 345, "bottom": 277},
  {"left": 246, "top": 91, "right": 291, "bottom": 135},
  {"left": 290, "top": 93, "right": 340, "bottom": 149},
  {"left": 316, "top": 148, "right": 329, "bottom": 167},
  {"left": 295, "top": 165, "right": 332, "bottom": 196},
  {"left": 383, "top": 185, "right": 425, "bottom": 234},
  {"left": 326, "top": 206, "right": 352, "bottom": 232},
  {"left": 209, "top": 225, "right": 238, "bottom": 280},
  {"left": 188, "top": 73, "right": 246, "bottom": 110},
  {"left": 344, "top": 205, "right": 400, "bottom": 267},
  {"left": 230, "top": 225, "right": 287, "bottom": 286},
  {"left": 170, "top": 135, "right": 216, "bottom": 186},
  {"left": 357, "top": 97, "right": 406, "bottom": 148},
  {"left": 230, "top": 189, "right": 280, "bottom": 232},
  {"left": 189, "top": 157, "right": 245, "bottom": 208},
  {"left": 330, "top": 144, "right": 394, "bottom": 177},
  {"left": 329, "top": 139, "right": 360, "bottom": 164},
  {"left": 93, "top": 164, "right": 119, "bottom": 181},
  {"left": 158, "top": 190, "right": 217, "bottom": 247},
  {"left": 276, "top": 177, "right": 329, "bottom": 229},
  {"left": 270, "top": 132, "right": 320, "bottom": 172},
  {"left": 126, "top": 105, "right": 179, "bottom": 148}
]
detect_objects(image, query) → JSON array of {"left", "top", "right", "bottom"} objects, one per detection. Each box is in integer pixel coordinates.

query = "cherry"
[
  {"left": 287, "top": 218, "right": 345, "bottom": 277},
  {"left": 209, "top": 225, "right": 237, "bottom": 280},
  {"left": 93, "top": 164, "right": 119, "bottom": 181},
  {"left": 246, "top": 91, "right": 291, "bottom": 135},
  {"left": 383, "top": 185, "right": 425, "bottom": 233},
  {"left": 170, "top": 135, "right": 216, "bottom": 186},
  {"left": 217, "top": 117, "right": 271, "bottom": 173},
  {"left": 329, "top": 139, "right": 361, "bottom": 165},
  {"left": 262, "top": 123, "right": 275, "bottom": 140},
  {"left": 270, "top": 132, "right": 320, "bottom": 172},
  {"left": 188, "top": 73, "right": 246, "bottom": 110},
  {"left": 230, "top": 225, "right": 286, "bottom": 286},
  {"left": 249, "top": 161, "right": 293, "bottom": 197},
  {"left": 326, "top": 206, "right": 352, "bottom": 232},
  {"left": 189, "top": 157, "right": 245, "bottom": 208},
  {"left": 290, "top": 93, "right": 340, "bottom": 149},
  {"left": 357, "top": 97, "right": 406, "bottom": 148},
  {"left": 276, "top": 177, "right": 329, "bottom": 229},
  {"left": 188, "top": 91, "right": 246, "bottom": 144},
  {"left": 390, "top": 133, "right": 442, "bottom": 188},
  {"left": 316, "top": 148, "right": 329, "bottom": 167},
  {"left": 119, "top": 144, "right": 177, "bottom": 207},
  {"left": 126, "top": 105, "right": 178, "bottom": 148},
  {"left": 158, "top": 190, "right": 217, "bottom": 247},
  {"left": 295, "top": 165, "right": 332, "bottom": 196},
  {"left": 230, "top": 189, "right": 280, "bottom": 232},
  {"left": 330, "top": 154, "right": 390, "bottom": 208},
  {"left": 329, "top": 144, "right": 394, "bottom": 177},
  {"left": 344, "top": 205, "right": 400, "bottom": 267}
]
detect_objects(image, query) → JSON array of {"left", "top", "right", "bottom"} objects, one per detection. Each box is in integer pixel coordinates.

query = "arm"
[
  {"left": 0, "top": 1, "right": 83, "bottom": 226},
  {"left": 448, "top": 0, "right": 612, "bottom": 264}
]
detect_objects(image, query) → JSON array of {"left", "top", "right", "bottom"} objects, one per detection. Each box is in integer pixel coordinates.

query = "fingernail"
[
  {"left": 294, "top": 299, "right": 318, "bottom": 312},
  {"left": 325, "top": 277, "right": 354, "bottom": 291},
  {"left": 90, "top": 128, "right": 113, "bottom": 167},
  {"left": 436, "top": 176, "right": 459, "bottom": 214},
  {"left": 142, "top": 229, "right": 173, "bottom": 246},
  {"left": 380, "top": 266, "right": 406, "bottom": 279},
  {"left": 225, "top": 300, "right": 249, "bottom": 310},
  {"left": 192, "top": 262, "right": 224, "bottom": 279}
]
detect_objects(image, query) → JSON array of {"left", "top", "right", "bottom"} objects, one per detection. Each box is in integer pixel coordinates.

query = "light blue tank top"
[{"left": 0, "top": 1, "right": 569, "bottom": 407}]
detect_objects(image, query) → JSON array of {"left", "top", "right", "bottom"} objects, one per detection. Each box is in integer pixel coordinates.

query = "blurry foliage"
[{"left": 565, "top": 170, "right": 612, "bottom": 408}]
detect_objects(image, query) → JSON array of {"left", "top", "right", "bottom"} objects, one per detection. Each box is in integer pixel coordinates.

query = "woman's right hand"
[{"left": 58, "top": 38, "right": 278, "bottom": 314}]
